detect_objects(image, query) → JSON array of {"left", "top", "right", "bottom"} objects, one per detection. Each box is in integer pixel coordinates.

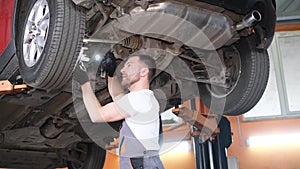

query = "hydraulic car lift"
[
  {"left": 172, "top": 99, "right": 232, "bottom": 169},
  {"left": 0, "top": 80, "right": 30, "bottom": 94}
]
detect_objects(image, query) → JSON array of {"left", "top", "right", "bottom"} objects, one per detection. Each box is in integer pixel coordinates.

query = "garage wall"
[
  {"left": 227, "top": 28, "right": 300, "bottom": 169},
  {"left": 227, "top": 116, "right": 300, "bottom": 169}
]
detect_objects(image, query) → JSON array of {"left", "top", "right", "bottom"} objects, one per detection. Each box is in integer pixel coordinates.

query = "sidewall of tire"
[
  {"left": 16, "top": 0, "right": 85, "bottom": 89},
  {"left": 17, "top": 0, "right": 58, "bottom": 85},
  {"left": 199, "top": 36, "right": 270, "bottom": 115}
]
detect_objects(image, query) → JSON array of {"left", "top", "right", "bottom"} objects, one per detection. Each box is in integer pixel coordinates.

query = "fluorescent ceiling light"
[{"left": 247, "top": 133, "right": 300, "bottom": 147}]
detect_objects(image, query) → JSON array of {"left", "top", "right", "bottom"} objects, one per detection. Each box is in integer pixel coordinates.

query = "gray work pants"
[{"left": 119, "top": 121, "right": 165, "bottom": 169}]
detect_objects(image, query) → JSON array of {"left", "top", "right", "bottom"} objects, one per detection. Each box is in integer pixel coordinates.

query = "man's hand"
[
  {"left": 101, "top": 51, "right": 116, "bottom": 77},
  {"left": 73, "top": 60, "right": 89, "bottom": 85}
]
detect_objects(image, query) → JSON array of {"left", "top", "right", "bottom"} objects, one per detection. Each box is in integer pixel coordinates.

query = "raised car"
[{"left": 0, "top": 0, "right": 276, "bottom": 168}]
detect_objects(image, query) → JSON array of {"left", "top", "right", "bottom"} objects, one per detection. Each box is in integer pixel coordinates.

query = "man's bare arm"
[{"left": 81, "top": 82, "right": 125, "bottom": 123}]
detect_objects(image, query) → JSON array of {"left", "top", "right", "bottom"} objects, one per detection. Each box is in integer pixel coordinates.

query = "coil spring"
[
  {"left": 121, "top": 36, "right": 143, "bottom": 49},
  {"left": 192, "top": 63, "right": 207, "bottom": 78}
]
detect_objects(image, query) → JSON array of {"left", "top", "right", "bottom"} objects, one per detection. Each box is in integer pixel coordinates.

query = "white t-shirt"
[{"left": 115, "top": 89, "right": 160, "bottom": 150}]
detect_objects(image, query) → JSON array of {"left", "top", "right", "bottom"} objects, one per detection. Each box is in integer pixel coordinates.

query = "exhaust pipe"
[{"left": 235, "top": 10, "right": 262, "bottom": 30}]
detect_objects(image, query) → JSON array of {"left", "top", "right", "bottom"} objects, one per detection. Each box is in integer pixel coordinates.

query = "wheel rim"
[
  {"left": 23, "top": 0, "right": 50, "bottom": 67},
  {"left": 206, "top": 46, "right": 241, "bottom": 98}
]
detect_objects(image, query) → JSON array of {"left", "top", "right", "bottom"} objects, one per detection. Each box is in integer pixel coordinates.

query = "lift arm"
[
  {"left": 172, "top": 106, "right": 220, "bottom": 139},
  {"left": 0, "top": 80, "right": 30, "bottom": 94}
]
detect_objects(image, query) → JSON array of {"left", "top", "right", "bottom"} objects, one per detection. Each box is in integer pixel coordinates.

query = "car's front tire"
[{"left": 15, "top": 0, "right": 85, "bottom": 90}]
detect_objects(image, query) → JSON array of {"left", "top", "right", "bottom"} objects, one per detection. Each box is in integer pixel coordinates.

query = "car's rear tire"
[
  {"left": 67, "top": 143, "right": 106, "bottom": 169},
  {"left": 199, "top": 36, "right": 270, "bottom": 116},
  {"left": 15, "top": 0, "right": 85, "bottom": 90}
]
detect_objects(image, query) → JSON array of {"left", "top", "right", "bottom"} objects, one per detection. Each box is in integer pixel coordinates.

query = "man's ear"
[{"left": 140, "top": 68, "right": 149, "bottom": 77}]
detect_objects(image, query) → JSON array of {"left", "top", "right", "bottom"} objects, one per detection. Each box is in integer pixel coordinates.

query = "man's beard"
[
  {"left": 121, "top": 74, "right": 140, "bottom": 90},
  {"left": 121, "top": 78, "right": 130, "bottom": 90}
]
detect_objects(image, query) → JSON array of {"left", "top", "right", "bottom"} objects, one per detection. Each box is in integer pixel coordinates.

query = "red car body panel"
[{"left": 0, "top": 0, "right": 15, "bottom": 55}]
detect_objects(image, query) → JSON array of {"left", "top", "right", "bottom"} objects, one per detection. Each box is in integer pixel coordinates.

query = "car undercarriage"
[{"left": 0, "top": 0, "right": 276, "bottom": 168}]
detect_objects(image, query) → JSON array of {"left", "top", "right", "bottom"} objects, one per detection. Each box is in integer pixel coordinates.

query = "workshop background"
[
  {"left": 103, "top": 5, "right": 300, "bottom": 168},
  {"left": 100, "top": 2, "right": 300, "bottom": 168},
  {"left": 1, "top": 0, "right": 300, "bottom": 168}
]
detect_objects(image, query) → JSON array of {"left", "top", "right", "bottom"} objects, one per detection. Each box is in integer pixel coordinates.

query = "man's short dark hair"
[
  {"left": 129, "top": 54, "right": 156, "bottom": 81},
  {"left": 138, "top": 54, "right": 156, "bottom": 81}
]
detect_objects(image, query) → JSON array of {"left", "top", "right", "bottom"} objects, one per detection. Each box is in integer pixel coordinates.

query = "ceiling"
[{"left": 276, "top": 0, "right": 300, "bottom": 24}]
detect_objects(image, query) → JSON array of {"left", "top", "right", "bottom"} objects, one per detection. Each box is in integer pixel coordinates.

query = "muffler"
[{"left": 235, "top": 10, "right": 262, "bottom": 30}]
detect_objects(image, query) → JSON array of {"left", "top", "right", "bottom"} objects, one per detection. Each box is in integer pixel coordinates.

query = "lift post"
[
  {"left": 0, "top": 80, "right": 30, "bottom": 94},
  {"left": 172, "top": 99, "right": 232, "bottom": 169}
]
